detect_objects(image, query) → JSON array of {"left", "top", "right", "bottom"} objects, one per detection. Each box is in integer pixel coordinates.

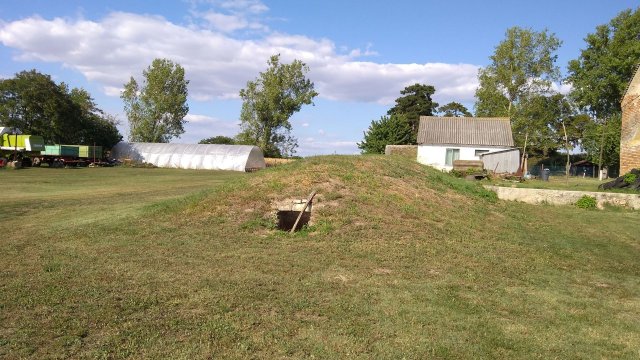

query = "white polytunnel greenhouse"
[{"left": 111, "top": 142, "right": 266, "bottom": 172}]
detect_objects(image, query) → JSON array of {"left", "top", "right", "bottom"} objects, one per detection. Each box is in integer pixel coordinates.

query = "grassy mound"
[
  {"left": 1, "top": 156, "right": 639, "bottom": 359},
  {"left": 189, "top": 155, "right": 497, "bottom": 237}
]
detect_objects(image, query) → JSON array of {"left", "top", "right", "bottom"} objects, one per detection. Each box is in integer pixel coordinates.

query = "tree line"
[
  {"left": 1, "top": 55, "right": 316, "bottom": 159},
  {"left": 120, "top": 54, "right": 317, "bottom": 158},
  {"left": 2, "top": 7, "right": 637, "bottom": 165},
  {"left": 359, "top": 7, "right": 640, "bottom": 175},
  {"left": 0, "top": 70, "right": 121, "bottom": 148},
  {"left": 357, "top": 84, "right": 473, "bottom": 154}
]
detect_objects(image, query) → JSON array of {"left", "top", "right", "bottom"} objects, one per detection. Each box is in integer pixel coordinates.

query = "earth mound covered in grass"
[{"left": 189, "top": 155, "right": 498, "bottom": 237}]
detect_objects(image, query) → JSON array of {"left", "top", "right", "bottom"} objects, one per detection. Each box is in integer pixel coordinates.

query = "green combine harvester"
[
  {"left": 0, "top": 127, "right": 45, "bottom": 166},
  {"left": 0, "top": 127, "right": 103, "bottom": 167}
]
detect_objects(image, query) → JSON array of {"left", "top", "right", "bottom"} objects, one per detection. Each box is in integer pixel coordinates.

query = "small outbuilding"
[
  {"left": 570, "top": 160, "right": 597, "bottom": 178},
  {"left": 416, "top": 116, "right": 519, "bottom": 173},
  {"left": 111, "top": 142, "right": 266, "bottom": 172}
]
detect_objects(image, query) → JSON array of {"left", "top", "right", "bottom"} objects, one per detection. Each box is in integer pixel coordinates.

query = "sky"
[{"left": 0, "top": 0, "right": 638, "bottom": 156}]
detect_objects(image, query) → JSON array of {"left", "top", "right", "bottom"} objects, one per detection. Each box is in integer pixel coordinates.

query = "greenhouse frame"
[{"left": 111, "top": 142, "right": 266, "bottom": 172}]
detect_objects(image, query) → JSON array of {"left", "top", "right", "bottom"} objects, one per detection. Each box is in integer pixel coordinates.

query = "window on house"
[
  {"left": 475, "top": 149, "right": 490, "bottom": 156},
  {"left": 445, "top": 148, "right": 460, "bottom": 166}
]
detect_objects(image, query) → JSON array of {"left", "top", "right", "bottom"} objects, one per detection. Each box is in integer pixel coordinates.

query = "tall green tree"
[
  {"left": 66, "top": 87, "right": 122, "bottom": 148},
  {"left": 199, "top": 136, "right": 235, "bottom": 145},
  {"left": 387, "top": 84, "right": 438, "bottom": 134},
  {"left": 122, "top": 58, "right": 189, "bottom": 143},
  {"left": 437, "top": 102, "right": 472, "bottom": 117},
  {"left": 236, "top": 54, "right": 318, "bottom": 158},
  {"left": 513, "top": 93, "right": 571, "bottom": 157},
  {"left": 358, "top": 115, "right": 413, "bottom": 154},
  {"left": 475, "top": 27, "right": 561, "bottom": 158},
  {"left": 475, "top": 27, "right": 562, "bottom": 119},
  {"left": 580, "top": 114, "right": 622, "bottom": 171},
  {"left": 0, "top": 70, "right": 77, "bottom": 143},
  {"left": 566, "top": 7, "right": 640, "bottom": 171}
]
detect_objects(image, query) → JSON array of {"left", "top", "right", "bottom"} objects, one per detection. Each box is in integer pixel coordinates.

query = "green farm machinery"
[{"left": 1, "top": 127, "right": 103, "bottom": 167}]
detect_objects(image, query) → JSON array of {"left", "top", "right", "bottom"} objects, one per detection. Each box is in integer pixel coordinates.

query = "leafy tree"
[
  {"left": 387, "top": 84, "right": 438, "bottom": 134},
  {"left": 122, "top": 58, "right": 189, "bottom": 143},
  {"left": 199, "top": 136, "right": 235, "bottom": 145},
  {"left": 65, "top": 86, "right": 122, "bottom": 148},
  {"left": 581, "top": 114, "right": 622, "bottom": 171},
  {"left": 0, "top": 70, "right": 121, "bottom": 148},
  {"left": 475, "top": 26, "right": 562, "bottom": 173},
  {"left": 566, "top": 8, "right": 640, "bottom": 171},
  {"left": 236, "top": 54, "right": 318, "bottom": 158},
  {"left": 474, "top": 27, "right": 562, "bottom": 118},
  {"left": 358, "top": 115, "right": 413, "bottom": 154},
  {"left": 567, "top": 8, "right": 640, "bottom": 118},
  {"left": 437, "top": 102, "right": 472, "bottom": 117},
  {"left": 513, "top": 93, "right": 581, "bottom": 157},
  {"left": 474, "top": 70, "right": 511, "bottom": 117},
  {"left": 0, "top": 70, "right": 77, "bottom": 143},
  {"left": 81, "top": 114, "right": 122, "bottom": 149}
]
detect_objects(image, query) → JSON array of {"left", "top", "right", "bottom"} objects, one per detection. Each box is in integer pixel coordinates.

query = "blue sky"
[{"left": 1, "top": 0, "right": 637, "bottom": 156}]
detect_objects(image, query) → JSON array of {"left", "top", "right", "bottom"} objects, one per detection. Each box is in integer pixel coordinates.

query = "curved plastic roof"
[{"left": 111, "top": 142, "right": 265, "bottom": 172}]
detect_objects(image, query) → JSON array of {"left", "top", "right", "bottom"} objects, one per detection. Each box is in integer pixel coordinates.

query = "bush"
[
  {"left": 449, "top": 169, "right": 464, "bottom": 178},
  {"left": 575, "top": 195, "right": 597, "bottom": 209},
  {"left": 623, "top": 173, "right": 637, "bottom": 184},
  {"left": 449, "top": 167, "right": 486, "bottom": 179}
]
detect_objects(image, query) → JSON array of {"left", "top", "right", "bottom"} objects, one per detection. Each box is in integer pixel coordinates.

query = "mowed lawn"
[
  {"left": 490, "top": 175, "right": 638, "bottom": 193},
  {"left": 1, "top": 167, "right": 242, "bottom": 227},
  {"left": 1, "top": 158, "right": 639, "bottom": 359},
  {"left": 1, "top": 167, "right": 245, "bottom": 358},
  {"left": 492, "top": 175, "right": 606, "bottom": 191}
]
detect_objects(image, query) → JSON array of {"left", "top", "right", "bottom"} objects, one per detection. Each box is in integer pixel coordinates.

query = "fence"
[{"left": 528, "top": 164, "right": 619, "bottom": 178}]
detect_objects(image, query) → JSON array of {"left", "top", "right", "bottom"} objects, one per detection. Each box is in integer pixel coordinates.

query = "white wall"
[
  {"left": 481, "top": 149, "right": 520, "bottom": 173},
  {"left": 417, "top": 145, "right": 512, "bottom": 171}
]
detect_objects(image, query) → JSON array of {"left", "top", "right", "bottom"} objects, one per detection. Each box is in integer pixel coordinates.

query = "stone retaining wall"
[{"left": 485, "top": 186, "right": 640, "bottom": 210}]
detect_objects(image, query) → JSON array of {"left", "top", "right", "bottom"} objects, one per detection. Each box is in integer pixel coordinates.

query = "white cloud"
[
  {"left": 200, "top": 11, "right": 249, "bottom": 33},
  {"left": 297, "top": 139, "right": 359, "bottom": 156},
  {"left": 0, "top": 11, "right": 480, "bottom": 105},
  {"left": 552, "top": 82, "right": 572, "bottom": 95},
  {"left": 188, "top": 0, "right": 269, "bottom": 33},
  {"left": 184, "top": 113, "right": 238, "bottom": 128},
  {"left": 218, "top": 0, "right": 269, "bottom": 14},
  {"left": 103, "top": 86, "right": 122, "bottom": 97},
  {"left": 180, "top": 114, "right": 240, "bottom": 143}
]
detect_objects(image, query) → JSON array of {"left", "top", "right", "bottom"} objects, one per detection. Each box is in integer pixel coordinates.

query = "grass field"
[
  {"left": 1, "top": 158, "right": 639, "bottom": 359},
  {"left": 490, "top": 174, "right": 638, "bottom": 193}
]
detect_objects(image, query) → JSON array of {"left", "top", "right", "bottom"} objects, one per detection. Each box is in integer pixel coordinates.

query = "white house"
[{"left": 416, "top": 116, "right": 519, "bottom": 173}]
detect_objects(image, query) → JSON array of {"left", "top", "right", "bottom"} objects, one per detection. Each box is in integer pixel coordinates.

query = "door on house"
[{"left": 445, "top": 148, "right": 460, "bottom": 166}]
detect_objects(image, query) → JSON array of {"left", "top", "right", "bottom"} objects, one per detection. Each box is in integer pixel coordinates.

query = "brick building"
[{"left": 620, "top": 65, "right": 640, "bottom": 174}]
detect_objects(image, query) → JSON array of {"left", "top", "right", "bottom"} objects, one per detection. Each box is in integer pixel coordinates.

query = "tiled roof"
[{"left": 417, "top": 116, "right": 514, "bottom": 147}]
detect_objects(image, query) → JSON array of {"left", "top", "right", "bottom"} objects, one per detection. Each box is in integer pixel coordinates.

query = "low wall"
[{"left": 485, "top": 186, "right": 640, "bottom": 210}]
